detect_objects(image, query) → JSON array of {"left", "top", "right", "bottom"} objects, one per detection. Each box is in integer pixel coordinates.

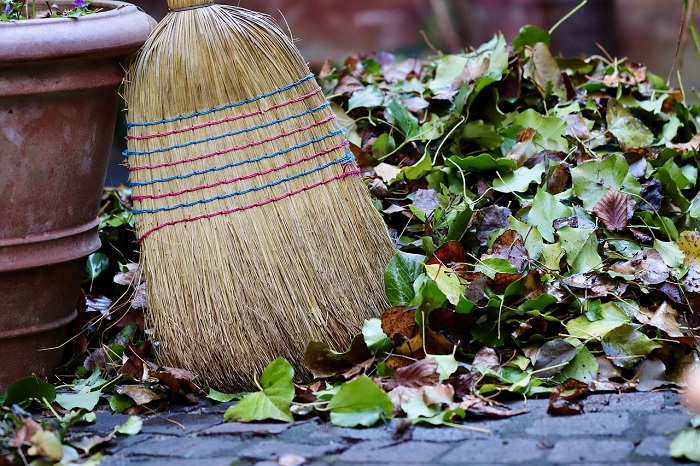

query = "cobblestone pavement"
[{"left": 84, "top": 391, "right": 691, "bottom": 465}]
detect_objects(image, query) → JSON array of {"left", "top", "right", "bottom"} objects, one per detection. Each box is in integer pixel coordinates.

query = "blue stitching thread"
[
  {"left": 132, "top": 151, "right": 355, "bottom": 215},
  {"left": 127, "top": 74, "right": 316, "bottom": 129},
  {"left": 129, "top": 129, "right": 345, "bottom": 187},
  {"left": 124, "top": 102, "right": 330, "bottom": 157}
]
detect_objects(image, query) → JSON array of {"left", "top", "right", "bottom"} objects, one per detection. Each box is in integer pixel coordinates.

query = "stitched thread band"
[
  {"left": 132, "top": 152, "right": 355, "bottom": 215},
  {"left": 126, "top": 88, "right": 322, "bottom": 141},
  {"left": 129, "top": 114, "right": 336, "bottom": 172},
  {"left": 127, "top": 74, "right": 315, "bottom": 129},
  {"left": 132, "top": 140, "right": 350, "bottom": 201},
  {"left": 124, "top": 102, "right": 330, "bottom": 157},
  {"left": 137, "top": 168, "right": 360, "bottom": 242},
  {"left": 129, "top": 129, "right": 344, "bottom": 187},
  {"left": 169, "top": 2, "right": 214, "bottom": 12}
]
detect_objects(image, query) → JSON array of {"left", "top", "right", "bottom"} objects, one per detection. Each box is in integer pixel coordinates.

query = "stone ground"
[{"left": 73, "top": 391, "right": 695, "bottom": 465}]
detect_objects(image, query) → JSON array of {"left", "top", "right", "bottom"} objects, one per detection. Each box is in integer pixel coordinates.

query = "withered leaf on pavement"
[
  {"left": 547, "top": 379, "right": 589, "bottom": 416},
  {"left": 380, "top": 358, "right": 440, "bottom": 390},
  {"left": 118, "top": 342, "right": 156, "bottom": 381},
  {"left": 454, "top": 395, "right": 529, "bottom": 419},
  {"left": 591, "top": 188, "right": 635, "bottom": 232},
  {"left": 115, "top": 385, "right": 167, "bottom": 406},
  {"left": 152, "top": 367, "right": 201, "bottom": 396}
]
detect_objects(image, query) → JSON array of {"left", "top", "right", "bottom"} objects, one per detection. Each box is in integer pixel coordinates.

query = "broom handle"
[{"left": 168, "top": 0, "right": 212, "bottom": 11}]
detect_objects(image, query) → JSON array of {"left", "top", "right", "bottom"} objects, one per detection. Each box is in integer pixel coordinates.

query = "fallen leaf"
[
  {"left": 303, "top": 334, "right": 373, "bottom": 379},
  {"left": 381, "top": 306, "right": 419, "bottom": 344},
  {"left": 152, "top": 367, "right": 201, "bottom": 395},
  {"left": 547, "top": 379, "right": 589, "bottom": 416},
  {"left": 475, "top": 205, "right": 512, "bottom": 246},
  {"left": 481, "top": 230, "right": 529, "bottom": 273},
  {"left": 634, "top": 359, "right": 671, "bottom": 392},
  {"left": 224, "top": 358, "right": 295, "bottom": 423},
  {"left": 374, "top": 163, "right": 401, "bottom": 183},
  {"left": 380, "top": 358, "right": 440, "bottom": 390},
  {"left": 426, "top": 241, "right": 468, "bottom": 267},
  {"left": 455, "top": 395, "right": 529, "bottom": 418},
  {"left": 413, "top": 189, "right": 440, "bottom": 217},
  {"left": 27, "top": 430, "right": 63, "bottom": 461},
  {"left": 115, "top": 386, "right": 167, "bottom": 406},
  {"left": 611, "top": 250, "right": 671, "bottom": 286},
  {"left": 678, "top": 231, "right": 700, "bottom": 292},
  {"left": 635, "top": 302, "right": 684, "bottom": 338},
  {"left": 592, "top": 188, "right": 635, "bottom": 231},
  {"left": 562, "top": 273, "right": 614, "bottom": 298},
  {"left": 279, "top": 454, "right": 308, "bottom": 466},
  {"left": 533, "top": 339, "right": 578, "bottom": 378}
]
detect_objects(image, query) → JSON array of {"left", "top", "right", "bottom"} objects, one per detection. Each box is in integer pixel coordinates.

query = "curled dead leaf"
[{"left": 380, "top": 358, "right": 439, "bottom": 390}]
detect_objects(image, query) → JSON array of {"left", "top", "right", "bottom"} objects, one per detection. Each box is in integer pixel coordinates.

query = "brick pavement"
[{"left": 77, "top": 391, "right": 691, "bottom": 465}]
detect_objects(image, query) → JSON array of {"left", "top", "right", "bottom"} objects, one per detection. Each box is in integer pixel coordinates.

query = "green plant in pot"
[{"left": 0, "top": 0, "right": 154, "bottom": 390}]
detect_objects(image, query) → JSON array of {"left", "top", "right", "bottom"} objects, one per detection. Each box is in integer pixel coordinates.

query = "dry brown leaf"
[
  {"left": 152, "top": 367, "right": 201, "bottom": 395},
  {"left": 381, "top": 306, "right": 419, "bottom": 343},
  {"left": 678, "top": 231, "right": 700, "bottom": 293},
  {"left": 426, "top": 241, "right": 468, "bottom": 267},
  {"left": 453, "top": 395, "right": 528, "bottom": 418},
  {"left": 547, "top": 379, "right": 589, "bottom": 416},
  {"left": 635, "top": 302, "right": 684, "bottom": 338},
  {"left": 380, "top": 358, "right": 440, "bottom": 391},
  {"left": 472, "top": 347, "right": 501, "bottom": 374},
  {"left": 482, "top": 230, "right": 529, "bottom": 273},
  {"left": 592, "top": 188, "right": 635, "bottom": 231},
  {"left": 611, "top": 249, "right": 670, "bottom": 286},
  {"left": 422, "top": 384, "right": 455, "bottom": 406},
  {"left": 562, "top": 273, "right": 615, "bottom": 298},
  {"left": 388, "top": 386, "right": 423, "bottom": 409},
  {"left": 115, "top": 385, "right": 166, "bottom": 406}
]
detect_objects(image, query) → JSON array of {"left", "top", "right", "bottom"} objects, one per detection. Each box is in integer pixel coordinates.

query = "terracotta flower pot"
[{"left": 0, "top": 1, "right": 154, "bottom": 390}]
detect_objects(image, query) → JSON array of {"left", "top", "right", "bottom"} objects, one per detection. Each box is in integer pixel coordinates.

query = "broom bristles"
[{"left": 124, "top": 5, "right": 394, "bottom": 390}]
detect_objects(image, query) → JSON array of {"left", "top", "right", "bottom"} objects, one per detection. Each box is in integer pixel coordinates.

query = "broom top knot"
[{"left": 168, "top": 0, "right": 211, "bottom": 11}]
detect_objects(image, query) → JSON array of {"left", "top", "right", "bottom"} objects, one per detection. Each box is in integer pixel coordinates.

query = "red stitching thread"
[
  {"left": 138, "top": 169, "right": 361, "bottom": 242},
  {"left": 128, "top": 114, "right": 336, "bottom": 172},
  {"left": 132, "top": 141, "right": 349, "bottom": 201}
]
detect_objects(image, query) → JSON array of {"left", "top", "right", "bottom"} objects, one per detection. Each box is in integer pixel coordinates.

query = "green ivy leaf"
[
  {"left": 3, "top": 376, "right": 56, "bottom": 406},
  {"left": 528, "top": 188, "right": 573, "bottom": 243},
  {"left": 492, "top": 163, "right": 546, "bottom": 193},
  {"left": 85, "top": 253, "right": 110, "bottom": 281},
  {"left": 571, "top": 154, "right": 630, "bottom": 210},
  {"left": 56, "top": 390, "right": 101, "bottom": 411},
  {"left": 475, "top": 258, "right": 518, "bottom": 279},
  {"left": 601, "top": 325, "right": 663, "bottom": 369},
  {"left": 348, "top": 85, "right": 384, "bottom": 110},
  {"left": 362, "top": 319, "right": 392, "bottom": 352},
  {"left": 462, "top": 120, "right": 505, "bottom": 150},
  {"left": 224, "top": 358, "right": 295, "bottom": 423},
  {"left": 671, "top": 428, "right": 700, "bottom": 462},
  {"left": 326, "top": 376, "right": 393, "bottom": 427},
  {"left": 384, "top": 251, "right": 425, "bottom": 306},
  {"left": 558, "top": 226, "right": 601, "bottom": 274},
  {"left": 113, "top": 416, "right": 143, "bottom": 436},
  {"left": 566, "top": 302, "right": 629, "bottom": 340},
  {"left": 425, "top": 264, "right": 465, "bottom": 305},
  {"left": 385, "top": 99, "right": 420, "bottom": 141},
  {"left": 606, "top": 99, "right": 654, "bottom": 150},
  {"left": 513, "top": 24, "right": 551, "bottom": 50}
]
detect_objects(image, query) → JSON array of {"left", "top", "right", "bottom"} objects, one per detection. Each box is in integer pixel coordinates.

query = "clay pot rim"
[{"left": 0, "top": 0, "right": 155, "bottom": 63}]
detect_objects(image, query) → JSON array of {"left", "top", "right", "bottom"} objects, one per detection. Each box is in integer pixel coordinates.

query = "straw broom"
[{"left": 123, "top": 0, "right": 395, "bottom": 390}]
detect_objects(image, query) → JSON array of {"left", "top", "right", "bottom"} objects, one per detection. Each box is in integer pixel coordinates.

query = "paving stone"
[
  {"left": 201, "top": 422, "right": 291, "bottom": 436},
  {"left": 584, "top": 392, "right": 666, "bottom": 413},
  {"left": 102, "top": 458, "right": 234, "bottom": 466},
  {"left": 120, "top": 436, "right": 244, "bottom": 458},
  {"left": 440, "top": 438, "right": 546, "bottom": 464},
  {"left": 645, "top": 412, "right": 690, "bottom": 435},
  {"left": 338, "top": 440, "right": 451, "bottom": 464},
  {"left": 77, "top": 412, "right": 132, "bottom": 435},
  {"left": 525, "top": 412, "right": 630, "bottom": 437},
  {"left": 238, "top": 439, "right": 346, "bottom": 461},
  {"left": 311, "top": 424, "right": 395, "bottom": 441},
  {"left": 546, "top": 439, "right": 635, "bottom": 463},
  {"left": 141, "top": 413, "right": 224, "bottom": 436},
  {"left": 635, "top": 436, "right": 674, "bottom": 457},
  {"left": 411, "top": 424, "right": 495, "bottom": 442}
]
